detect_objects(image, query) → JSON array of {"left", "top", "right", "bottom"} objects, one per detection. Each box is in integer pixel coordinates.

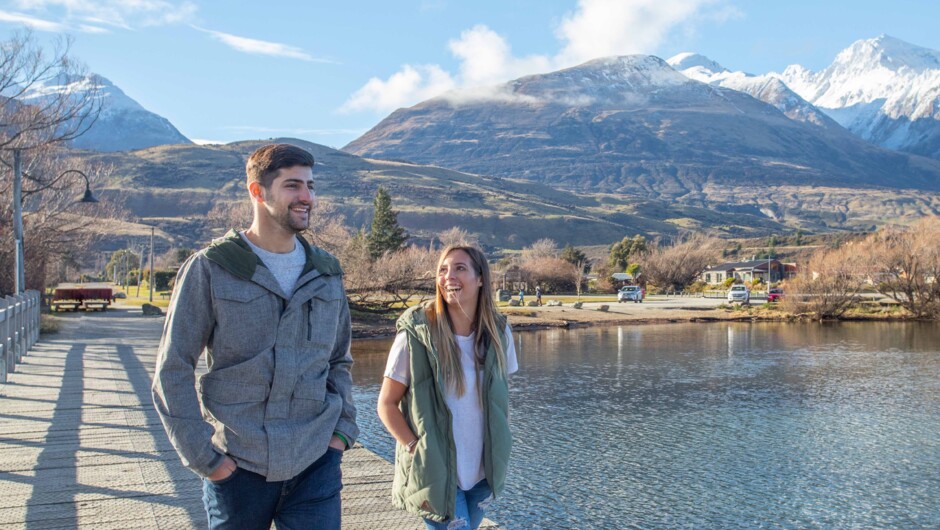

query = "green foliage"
[
  {"left": 722, "top": 277, "right": 736, "bottom": 288},
  {"left": 608, "top": 234, "right": 648, "bottom": 271},
  {"left": 105, "top": 249, "right": 141, "bottom": 282},
  {"left": 560, "top": 244, "right": 589, "bottom": 271},
  {"left": 174, "top": 248, "right": 195, "bottom": 265},
  {"left": 625, "top": 263, "right": 641, "bottom": 278},
  {"left": 367, "top": 186, "right": 408, "bottom": 259}
]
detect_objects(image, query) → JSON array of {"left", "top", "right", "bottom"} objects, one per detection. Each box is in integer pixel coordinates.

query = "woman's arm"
[{"left": 377, "top": 377, "right": 418, "bottom": 451}]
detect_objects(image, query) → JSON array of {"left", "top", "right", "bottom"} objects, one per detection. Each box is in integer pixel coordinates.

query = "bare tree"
[
  {"left": 637, "top": 233, "right": 720, "bottom": 292},
  {"left": 0, "top": 156, "right": 119, "bottom": 292},
  {"left": 781, "top": 244, "right": 866, "bottom": 319},
  {"left": 860, "top": 217, "right": 940, "bottom": 318},
  {"left": 521, "top": 238, "right": 558, "bottom": 262},
  {"left": 0, "top": 31, "right": 103, "bottom": 294},
  {"left": 438, "top": 226, "right": 478, "bottom": 248}
]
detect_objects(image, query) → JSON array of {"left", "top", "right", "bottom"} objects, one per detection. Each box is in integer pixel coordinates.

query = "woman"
[{"left": 377, "top": 245, "right": 518, "bottom": 530}]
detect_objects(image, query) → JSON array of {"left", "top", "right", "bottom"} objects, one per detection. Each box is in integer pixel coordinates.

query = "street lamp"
[{"left": 11, "top": 149, "right": 99, "bottom": 294}]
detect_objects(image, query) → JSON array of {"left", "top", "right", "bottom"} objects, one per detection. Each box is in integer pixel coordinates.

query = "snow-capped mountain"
[
  {"left": 20, "top": 74, "right": 191, "bottom": 152},
  {"left": 667, "top": 53, "right": 840, "bottom": 130},
  {"left": 345, "top": 54, "right": 940, "bottom": 200},
  {"left": 772, "top": 35, "right": 940, "bottom": 159}
]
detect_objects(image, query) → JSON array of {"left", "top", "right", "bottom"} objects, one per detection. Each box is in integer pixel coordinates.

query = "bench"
[
  {"left": 51, "top": 301, "right": 81, "bottom": 312},
  {"left": 82, "top": 300, "right": 110, "bottom": 311}
]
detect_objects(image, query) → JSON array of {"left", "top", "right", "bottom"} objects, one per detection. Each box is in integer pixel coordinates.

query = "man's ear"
[{"left": 248, "top": 181, "right": 265, "bottom": 203}]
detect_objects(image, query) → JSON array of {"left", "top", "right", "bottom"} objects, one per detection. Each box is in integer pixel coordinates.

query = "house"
[{"left": 701, "top": 260, "right": 794, "bottom": 285}]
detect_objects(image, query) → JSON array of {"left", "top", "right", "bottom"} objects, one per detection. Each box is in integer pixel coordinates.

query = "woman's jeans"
[
  {"left": 202, "top": 447, "right": 343, "bottom": 530},
  {"left": 424, "top": 479, "right": 493, "bottom": 530}
]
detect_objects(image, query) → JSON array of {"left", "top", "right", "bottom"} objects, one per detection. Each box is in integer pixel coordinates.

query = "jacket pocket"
[
  {"left": 211, "top": 282, "right": 275, "bottom": 358},
  {"left": 199, "top": 377, "right": 269, "bottom": 451},
  {"left": 290, "top": 366, "right": 328, "bottom": 418},
  {"left": 306, "top": 282, "right": 344, "bottom": 347}
]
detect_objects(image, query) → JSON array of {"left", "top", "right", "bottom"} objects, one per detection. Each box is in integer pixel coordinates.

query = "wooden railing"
[{"left": 1, "top": 290, "right": 40, "bottom": 383}]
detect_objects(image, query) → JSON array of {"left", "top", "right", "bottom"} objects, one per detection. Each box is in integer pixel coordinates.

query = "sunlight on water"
[{"left": 352, "top": 322, "right": 940, "bottom": 529}]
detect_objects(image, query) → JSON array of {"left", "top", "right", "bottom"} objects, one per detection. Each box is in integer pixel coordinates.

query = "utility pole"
[
  {"left": 12, "top": 149, "right": 24, "bottom": 293},
  {"left": 135, "top": 244, "right": 143, "bottom": 297},
  {"left": 149, "top": 226, "right": 155, "bottom": 302}
]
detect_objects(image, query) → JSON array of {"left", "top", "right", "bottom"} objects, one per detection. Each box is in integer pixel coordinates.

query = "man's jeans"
[
  {"left": 202, "top": 447, "right": 343, "bottom": 530},
  {"left": 423, "top": 479, "right": 493, "bottom": 530}
]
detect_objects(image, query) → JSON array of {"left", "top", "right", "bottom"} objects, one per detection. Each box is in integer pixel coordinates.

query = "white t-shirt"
[
  {"left": 239, "top": 232, "right": 306, "bottom": 297},
  {"left": 384, "top": 324, "right": 518, "bottom": 490}
]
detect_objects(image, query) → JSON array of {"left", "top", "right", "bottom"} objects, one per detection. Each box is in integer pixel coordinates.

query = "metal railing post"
[{"left": 0, "top": 301, "right": 8, "bottom": 382}]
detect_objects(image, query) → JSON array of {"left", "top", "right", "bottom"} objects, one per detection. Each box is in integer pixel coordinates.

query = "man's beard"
[{"left": 271, "top": 202, "right": 310, "bottom": 233}]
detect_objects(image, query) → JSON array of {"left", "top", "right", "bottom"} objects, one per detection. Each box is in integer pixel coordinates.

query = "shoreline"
[{"left": 351, "top": 298, "right": 922, "bottom": 340}]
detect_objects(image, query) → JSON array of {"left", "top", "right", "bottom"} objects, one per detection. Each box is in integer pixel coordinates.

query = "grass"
[
  {"left": 112, "top": 284, "right": 171, "bottom": 308},
  {"left": 39, "top": 314, "right": 60, "bottom": 335}
]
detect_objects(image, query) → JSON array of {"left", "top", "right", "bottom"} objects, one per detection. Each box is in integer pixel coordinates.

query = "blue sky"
[{"left": 1, "top": 0, "right": 937, "bottom": 149}]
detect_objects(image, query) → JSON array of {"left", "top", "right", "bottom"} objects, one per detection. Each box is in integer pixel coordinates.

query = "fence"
[{"left": 1, "top": 290, "right": 40, "bottom": 383}]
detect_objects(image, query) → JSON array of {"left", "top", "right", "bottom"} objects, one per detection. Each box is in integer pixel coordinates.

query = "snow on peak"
[
  {"left": 666, "top": 52, "right": 728, "bottom": 75},
  {"left": 834, "top": 34, "right": 940, "bottom": 73}
]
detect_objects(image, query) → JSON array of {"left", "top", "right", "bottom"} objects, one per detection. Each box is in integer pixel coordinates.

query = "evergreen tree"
[
  {"left": 608, "top": 235, "right": 648, "bottom": 271},
  {"left": 560, "top": 244, "right": 588, "bottom": 268},
  {"left": 367, "top": 187, "right": 408, "bottom": 258}
]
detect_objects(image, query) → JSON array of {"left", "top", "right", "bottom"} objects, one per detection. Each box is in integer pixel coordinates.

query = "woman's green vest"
[{"left": 391, "top": 305, "right": 513, "bottom": 522}]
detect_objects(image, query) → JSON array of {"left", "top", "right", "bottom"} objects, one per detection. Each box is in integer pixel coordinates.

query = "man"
[{"left": 153, "top": 143, "right": 358, "bottom": 529}]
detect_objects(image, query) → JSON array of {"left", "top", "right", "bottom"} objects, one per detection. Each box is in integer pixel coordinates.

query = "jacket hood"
[{"left": 204, "top": 229, "right": 343, "bottom": 281}]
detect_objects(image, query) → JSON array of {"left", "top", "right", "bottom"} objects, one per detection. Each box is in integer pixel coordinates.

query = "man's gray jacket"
[{"left": 152, "top": 230, "right": 358, "bottom": 482}]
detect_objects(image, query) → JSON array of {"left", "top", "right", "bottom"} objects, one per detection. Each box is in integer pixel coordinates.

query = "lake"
[{"left": 351, "top": 322, "right": 940, "bottom": 529}]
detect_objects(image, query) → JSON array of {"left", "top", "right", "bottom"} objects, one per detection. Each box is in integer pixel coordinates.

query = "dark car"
[{"left": 767, "top": 288, "right": 784, "bottom": 303}]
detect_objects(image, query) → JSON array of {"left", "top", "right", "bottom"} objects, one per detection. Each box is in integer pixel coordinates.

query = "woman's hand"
[{"left": 377, "top": 377, "right": 419, "bottom": 451}]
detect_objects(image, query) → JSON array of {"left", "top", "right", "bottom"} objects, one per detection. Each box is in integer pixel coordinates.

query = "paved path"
[{"left": 0, "top": 307, "right": 495, "bottom": 529}]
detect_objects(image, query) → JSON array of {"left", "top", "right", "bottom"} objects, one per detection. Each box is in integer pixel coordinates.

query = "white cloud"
[
  {"left": 343, "top": 0, "right": 734, "bottom": 113},
  {"left": 9, "top": 0, "right": 197, "bottom": 28},
  {"left": 555, "top": 0, "right": 713, "bottom": 66},
  {"left": 340, "top": 64, "right": 457, "bottom": 113},
  {"left": 192, "top": 26, "right": 332, "bottom": 63},
  {"left": 0, "top": 9, "right": 66, "bottom": 31},
  {"left": 448, "top": 25, "right": 552, "bottom": 87}
]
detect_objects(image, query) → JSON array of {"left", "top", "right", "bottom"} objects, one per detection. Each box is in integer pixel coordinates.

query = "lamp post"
[
  {"left": 149, "top": 225, "right": 154, "bottom": 303},
  {"left": 11, "top": 149, "right": 99, "bottom": 294}
]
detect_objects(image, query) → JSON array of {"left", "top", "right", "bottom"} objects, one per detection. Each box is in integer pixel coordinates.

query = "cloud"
[
  {"left": 8, "top": 0, "right": 197, "bottom": 29},
  {"left": 193, "top": 26, "right": 331, "bottom": 63},
  {"left": 0, "top": 9, "right": 67, "bottom": 31},
  {"left": 448, "top": 25, "right": 552, "bottom": 87},
  {"left": 340, "top": 64, "right": 456, "bottom": 113},
  {"left": 343, "top": 0, "right": 734, "bottom": 113},
  {"left": 555, "top": 0, "right": 716, "bottom": 65}
]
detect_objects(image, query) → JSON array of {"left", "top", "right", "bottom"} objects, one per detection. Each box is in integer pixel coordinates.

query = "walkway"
[{"left": 0, "top": 307, "right": 492, "bottom": 529}]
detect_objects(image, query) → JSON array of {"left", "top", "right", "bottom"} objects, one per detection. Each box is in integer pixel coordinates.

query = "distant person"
[
  {"left": 519, "top": 288, "right": 525, "bottom": 305},
  {"left": 377, "top": 245, "right": 518, "bottom": 530},
  {"left": 152, "top": 144, "right": 358, "bottom": 530},
  {"left": 535, "top": 285, "right": 542, "bottom": 306}
]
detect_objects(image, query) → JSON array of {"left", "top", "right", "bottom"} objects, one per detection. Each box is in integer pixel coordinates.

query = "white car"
[
  {"left": 727, "top": 284, "right": 750, "bottom": 304},
  {"left": 618, "top": 285, "right": 644, "bottom": 303}
]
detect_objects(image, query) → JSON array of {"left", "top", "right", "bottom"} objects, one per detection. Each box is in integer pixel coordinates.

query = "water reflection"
[{"left": 352, "top": 322, "right": 940, "bottom": 529}]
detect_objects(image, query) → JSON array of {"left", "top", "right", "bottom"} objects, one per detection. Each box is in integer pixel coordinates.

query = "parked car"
[
  {"left": 767, "top": 288, "right": 784, "bottom": 303},
  {"left": 727, "top": 284, "right": 750, "bottom": 304},
  {"left": 618, "top": 285, "right": 645, "bottom": 303}
]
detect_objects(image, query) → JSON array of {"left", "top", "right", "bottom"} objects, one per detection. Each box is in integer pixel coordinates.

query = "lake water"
[{"left": 351, "top": 322, "right": 940, "bottom": 529}]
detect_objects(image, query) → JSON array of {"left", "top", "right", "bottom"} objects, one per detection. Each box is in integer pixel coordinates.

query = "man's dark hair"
[{"left": 246, "top": 144, "right": 315, "bottom": 188}]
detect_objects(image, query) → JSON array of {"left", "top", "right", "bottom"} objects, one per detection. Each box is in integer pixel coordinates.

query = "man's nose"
[{"left": 300, "top": 187, "right": 314, "bottom": 203}]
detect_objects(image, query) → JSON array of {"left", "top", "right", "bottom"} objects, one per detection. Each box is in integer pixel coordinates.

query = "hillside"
[{"left": 81, "top": 138, "right": 793, "bottom": 251}]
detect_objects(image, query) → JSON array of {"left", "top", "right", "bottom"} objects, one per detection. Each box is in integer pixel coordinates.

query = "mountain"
[
  {"left": 20, "top": 74, "right": 191, "bottom": 152},
  {"left": 772, "top": 35, "right": 940, "bottom": 159},
  {"left": 83, "top": 138, "right": 791, "bottom": 250},
  {"left": 667, "top": 54, "right": 840, "bottom": 131},
  {"left": 345, "top": 55, "right": 940, "bottom": 199}
]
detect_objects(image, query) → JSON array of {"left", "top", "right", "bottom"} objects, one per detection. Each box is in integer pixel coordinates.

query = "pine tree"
[{"left": 367, "top": 187, "right": 408, "bottom": 258}]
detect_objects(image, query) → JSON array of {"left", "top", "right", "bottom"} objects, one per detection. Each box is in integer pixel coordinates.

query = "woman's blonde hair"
[{"left": 426, "top": 245, "right": 507, "bottom": 397}]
